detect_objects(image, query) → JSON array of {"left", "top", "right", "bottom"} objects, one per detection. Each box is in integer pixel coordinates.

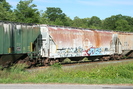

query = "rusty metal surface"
[
  {"left": 40, "top": 25, "right": 133, "bottom": 59},
  {"left": 47, "top": 27, "right": 114, "bottom": 58}
]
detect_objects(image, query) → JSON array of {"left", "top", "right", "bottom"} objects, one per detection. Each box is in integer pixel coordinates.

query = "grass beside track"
[{"left": 0, "top": 60, "right": 133, "bottom": 84}]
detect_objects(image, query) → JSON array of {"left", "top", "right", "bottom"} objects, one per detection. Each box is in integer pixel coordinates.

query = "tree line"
[{"left": 1, "top": 0, "right": 133, "bottom": 32}]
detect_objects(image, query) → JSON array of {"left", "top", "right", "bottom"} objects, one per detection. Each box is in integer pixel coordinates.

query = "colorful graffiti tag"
[
  {"left": 57, "top": 47, "right": 83, "bottom": 57},
  {"left": 87, "top": 47, "right": 102, "bottom": 56},
  {"left": 55, "top": 46, "right": 110, "bottom": 57}
]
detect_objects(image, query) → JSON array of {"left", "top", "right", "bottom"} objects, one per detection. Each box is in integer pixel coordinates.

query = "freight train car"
[
  {"left": 40, "top": 25, "right": 133, "bottom": 65},
  {"left": 117, "top": 32, "right": 133, "bottom": 57},
  {"left": 0, "top": 21, "right": 40, "bottom": 67},
  {"left": 1, "top": 21, "right": 133, "bottom": 67}
]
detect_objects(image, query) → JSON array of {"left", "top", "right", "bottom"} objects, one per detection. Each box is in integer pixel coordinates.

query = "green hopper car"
[{"left": 0, "top": 21, "right": 40, "bottom": 67}]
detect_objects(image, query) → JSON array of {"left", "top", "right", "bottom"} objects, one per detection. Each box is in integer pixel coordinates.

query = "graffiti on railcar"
[
  {"left": 56, "top": 47, "right": 110, "bottom": 57},
  {"left": 87, "top": 47, "right": 110, "bottom": 56},
  {"left": 57, "top": 47, "right": 84, "bottom": 57},
  {"left": 87, "top": 47, "right": 102, "bottom": 55},
  {"left": 51, "top": 46, "right": 111, "bottom": 58}
]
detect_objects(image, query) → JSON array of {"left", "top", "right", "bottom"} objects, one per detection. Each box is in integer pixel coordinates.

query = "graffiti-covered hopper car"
[{"left": 40, "top": 25, "right": 133, "bottom": 62}]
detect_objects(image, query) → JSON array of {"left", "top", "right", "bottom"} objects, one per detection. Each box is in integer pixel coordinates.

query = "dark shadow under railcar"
[
  {"left": 56, "top": 55, "right": 110, "bottom": 63},
  {"left": 0, "top": 54, "right": 26, "bottom": 67}
]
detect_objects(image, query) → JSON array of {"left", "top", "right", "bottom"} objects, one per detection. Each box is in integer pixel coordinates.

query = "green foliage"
[
  {"left": 72, "top": 16, "right": 82, "bottom": 27},
  {"left": 89, "top": 16, "right": 101, "bottom": 29},
  {"left": 115, "top": 19, "right": 131, "bottom": 31},
  {"left": 0, "top": 0, "right": 15, "bottom": 21},
  {"left": 1, "top": 61, "right": 133, "bottom": 84},
  {"left": 14, "top": 0, "right": 40, "bottom": 23},
  {"left": 50, "top": 63, "right": 62, "bottom": 69},
  {"left": 82, "top": 57, "right": 88, "bottom": 62},
  {"left": 9, "top": 63, "right": 27, "bottom": 73},
  {"left": 0, "top": 66, "right": 2, "bottom": 70},
  {"left": 54, "top": 18, "right": 64, "bottom": 25},
  {"left": 72, "top": 16, "right": 89, "bottom": 28},
  {"left": 0, "top": 0, "right": 12, "bottom": 11},
  {"left": 45, "top": 7, "right": 66, "bottom": 22},
  {"left": 63, "top": 16, "right": 73, "bottom": 26},
  {"left": 103, "top": 14, "right": 133, "bottom": 31},
  {"left": 62, "top": 58, "right": 71, "bottom": 63},
  {"left": 39, "top": 11, "right": 50, "bottom": 24},
  {"left": 44, "top": 7, "right": 69, "bottom": 26}
]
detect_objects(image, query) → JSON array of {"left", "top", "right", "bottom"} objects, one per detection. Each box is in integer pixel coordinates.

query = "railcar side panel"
[
  {"left": 0, "top": 22, "right": 40, "bottom": 66},
  {"left": 118, "top": 33, "right": 133, "bottom": 50},
  {"left": 0, "top": 23, "right": 4, "bottom": 54},
  {"left": 40, "top": 26, "right": 50, "bottom": 57},
  {"left": 0, "top": 23, "right": 12, "bottom": 54},
  {"left": 86, "top": 30, "right": 115, "bottom": 56},
  {"left": 42, "top": 26, "right": 115, "bottom": 58}
]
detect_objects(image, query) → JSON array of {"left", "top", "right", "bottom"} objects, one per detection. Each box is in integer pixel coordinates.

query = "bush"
[{"left": 50, "top": 63, "right": 62, "bottom": 69}]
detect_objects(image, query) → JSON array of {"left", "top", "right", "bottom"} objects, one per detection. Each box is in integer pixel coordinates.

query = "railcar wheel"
[
  {"left": 55, "top": 59, "right": 59, "bottom": 63},
  {"left": 91, "top": 59, "right": 95, "bottom": 62},
  {"left": 100, "top": 58, "right": 104, "bottom": 61},
  {"left": 25, "top": 61, "right": 32, "bottom": 68},
  {"left": 42, "top": 58, "right": 50, "bottom": 66},
  {"left": 50, "top": 60, "right": 55, "bottom": 65}
]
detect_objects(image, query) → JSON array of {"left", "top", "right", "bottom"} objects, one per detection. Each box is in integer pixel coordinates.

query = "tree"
[
  {"left": 45, "top": 7, "right": 66, "bottom": 23},
  {"left": 115, "top": 19, "right": 131, "bottom": 32},
  {"left": 82, "top": 18, "right": 90, "bottom": 28},
  {"left": 103, "top": 14, "right": 133, "bottom": 31},
  {"left": 123, "top": 16, "right": 133, "bottom": 31},
  {"left": 72, "top": 16, "right": 89, "bottom": 28},
  {"left": 72, "top": 16, "right": 81, "bottom": 27},
  {"left": 14, "top": 0, "right": 40, "bottom": 23},
  {"left": 63, "top": 16, "right": 73, "bottom": 26},
  {"left": 39, "top": 10, "right": 50, "bottom": 24},
  {"left": 0, "top": 0, "right": 15, "bottom": 21},
  {"left": 0, "top": 0, "right": 11, "bottom": 11},
  {"left": 89, "top": 16, "right": 101, "bottom": 29},
  {"left": 54, "top": 18, "right": 64, "bottom": 25}
]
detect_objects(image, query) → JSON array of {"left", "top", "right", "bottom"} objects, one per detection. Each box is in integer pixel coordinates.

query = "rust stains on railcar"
[
  {"left": 93, "top": 30, "right": 100, "bottom": 47},
  {"left": 48, "top": 26, "right": 115, "bottom": 57},
  {"left": 99, "top": 31, "right": 113, "bottom": 47},
  {"left": 89, "top": 30, "right": 113, "bottom": 48},
  {"left": 48, "top": 27, "right": 113, "bottom": 49},
  {"left": 48, "top": 27, "right": 83, "bottom": 48},
  {"left": 82, "top": 30, "right": 94, "bottom": 49}
]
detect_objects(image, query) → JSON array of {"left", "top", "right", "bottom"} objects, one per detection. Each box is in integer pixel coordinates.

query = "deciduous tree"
[
  {"left": 45, "top": 7, "right": 66, "bottom": 22},
  {"left": 14, "top": 0, "right": 40, "bottom": 23},
  {"left": 0, "top": 0, "right": 15, "bottom": 21},
  {"left": 89, "top": 16, "right": 101, "bottom": 29},
  {"left": 115, "top": 19, "right": 130, "bottom": 32}
]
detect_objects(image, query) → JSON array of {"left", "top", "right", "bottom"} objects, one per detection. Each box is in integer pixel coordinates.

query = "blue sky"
[{"left": 6, "top": 0, "right": 133, "bottom": 20}]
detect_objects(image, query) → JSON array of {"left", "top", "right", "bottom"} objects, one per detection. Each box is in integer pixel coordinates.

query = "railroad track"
[{"left": 26, "top": 58, "right": 133, "bottom": 72}]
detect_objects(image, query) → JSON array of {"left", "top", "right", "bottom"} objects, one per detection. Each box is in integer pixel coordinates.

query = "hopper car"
[{"left": 0, "top": 21, "right": 133, "bottom": 67}]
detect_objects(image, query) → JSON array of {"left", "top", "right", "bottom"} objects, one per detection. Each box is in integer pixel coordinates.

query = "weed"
[
  {"left": 0, "top": 60, "right": 133, "bottom": 84},
  {"left": 62, "top": 58, "right": 71, "bottom": 63},
  {"left": 82, "top": 57, "right": 88, "bottom": 62},
  {"left": 50, "top": 63, "right": 62, "bottom": 69},
  {"left": 9, "top": 63, "right": 27, "bottom": 73}
]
